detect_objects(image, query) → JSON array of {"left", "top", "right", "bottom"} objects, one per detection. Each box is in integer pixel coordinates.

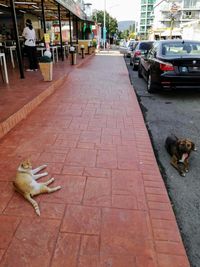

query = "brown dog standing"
[{"left": 165, "top": 135, "right": 196, "bottom": 176}]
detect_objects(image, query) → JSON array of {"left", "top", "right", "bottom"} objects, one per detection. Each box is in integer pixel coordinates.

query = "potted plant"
[{"left": 39, "top": 51, "right": 53, "bottom": 81}]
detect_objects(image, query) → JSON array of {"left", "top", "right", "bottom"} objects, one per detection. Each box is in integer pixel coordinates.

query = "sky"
[{"left": 88, "top": 0, "right": 140, "bottom": 22}]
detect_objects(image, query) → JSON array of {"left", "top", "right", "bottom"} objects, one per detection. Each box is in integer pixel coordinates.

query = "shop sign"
[
  {"left": 55, "top": 0, "right": 86, "bottom": 20},
  {"left": 170, "top": 3, "right": 180, "bottom": 13},
  {"left": 44, "top": 33, "right": 50, "bottom": 43}
]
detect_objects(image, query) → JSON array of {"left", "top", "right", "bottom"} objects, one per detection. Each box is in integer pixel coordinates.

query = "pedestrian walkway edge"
[{"left": 0, "top": 53, "right": 95, "bottom": 140}]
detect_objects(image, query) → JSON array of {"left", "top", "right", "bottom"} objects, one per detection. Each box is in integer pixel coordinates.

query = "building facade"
[
  {"left": 139, "top": 0, "right": 156, "bottom": 39},
  {"left": 152, "top": 0, "right": 200, "bottom": 39}
]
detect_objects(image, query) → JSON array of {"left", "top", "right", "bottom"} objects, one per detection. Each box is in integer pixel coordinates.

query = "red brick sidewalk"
[{"left": 0, "top": 50, "right": 190, "bottom": 267}]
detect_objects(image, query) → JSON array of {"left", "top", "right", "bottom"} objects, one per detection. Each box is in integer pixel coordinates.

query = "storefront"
[{"left": 0, "top": 0, "right": 93, "bottom": 80}]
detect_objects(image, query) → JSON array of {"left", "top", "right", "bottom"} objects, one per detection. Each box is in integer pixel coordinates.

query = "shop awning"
[
  {"left": 0, "top": 0, "right": 90, "bottom": 21},
  {"left": 55, "top": 0, "right": 86, "bottom": 20}
]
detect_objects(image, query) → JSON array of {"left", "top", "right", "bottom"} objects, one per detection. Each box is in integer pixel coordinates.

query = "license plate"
[{"left": 180, "top": 66, "right": 188, "bottom": 72}]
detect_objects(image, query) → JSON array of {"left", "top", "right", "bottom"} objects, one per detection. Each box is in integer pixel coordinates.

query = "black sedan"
[{"left": 138, "top": 40, "right": 200, "bottom": 93}]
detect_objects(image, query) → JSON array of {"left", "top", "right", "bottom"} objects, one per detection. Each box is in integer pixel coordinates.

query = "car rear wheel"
[
  {"left": 133, "top": 63, "right": 138, "bottom": 71},
  {"left": 130, "top": 58, "right": 133, "bottom": 66},
  {"left": 138, "top": 65, "right": 142, "bottom": 78},
  {"left": 147, "top": 73, "right": 157, "bottom": 93}
]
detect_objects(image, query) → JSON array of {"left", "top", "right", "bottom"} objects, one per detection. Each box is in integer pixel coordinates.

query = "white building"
[
  {"left": 181, "top": 19, "right": 200, "bottom": 40},
  {"left": 151, "top": 0, "right": 200, "bottom": 39}
]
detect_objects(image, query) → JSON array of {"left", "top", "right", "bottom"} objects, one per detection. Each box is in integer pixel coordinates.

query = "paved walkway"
[
  {"left": 0, "top": 50, "right": 190, "bottom": 267},
  {"left": 0, "top": 53, "right": 93, "bottom": 139}
]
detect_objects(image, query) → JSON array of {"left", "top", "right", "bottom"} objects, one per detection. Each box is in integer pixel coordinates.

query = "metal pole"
[
  {"left": 69, "top": 11, "right": 72, "bottom": 46},
  {"left": 41, "top": 0, "right": 46, "bottom": 33},
  {"left": 10, "top": 0, "right": 24, "bottom": 79},
  {"left": 108, "top": 14, "right": 110, "bottom": 46},
  {"left": 103, "top": 0, "right": 106, "bottom": 50},
  {"left": 76, "top": 17, "right": 79, "bottom": 45},
  {"left": 69, "top": 11, "right": 74, "bottom": 65},
  {"left": 170, "top": 17, "right": 174, "bottom": 39},
  {"left": 58, "top": 3, "right": 64, "bottom": 61}
]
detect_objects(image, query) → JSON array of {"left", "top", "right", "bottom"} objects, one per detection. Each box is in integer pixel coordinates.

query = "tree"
[{"left": 92, "top": 10, "right": 118, "bottom": 39}]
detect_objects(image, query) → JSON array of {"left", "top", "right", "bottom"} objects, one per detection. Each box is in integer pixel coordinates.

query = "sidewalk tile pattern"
[{"left": 0, "top": 51, "right": 190, "bottom": 267}]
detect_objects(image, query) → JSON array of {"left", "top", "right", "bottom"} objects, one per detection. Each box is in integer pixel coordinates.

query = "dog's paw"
[
  {"left": 180, "top": 172, "right": 186, "bottom": 177},
  {"left": 42, "top": 164, "right": 48, "bottom": 168},
  {"left": 185, "top": 169, "right": 189, "bottom": 173}
]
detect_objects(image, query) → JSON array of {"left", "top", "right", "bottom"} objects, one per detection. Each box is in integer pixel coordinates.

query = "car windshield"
[{"left": 161, "top": 42, "right": 200, "bottom": 56}]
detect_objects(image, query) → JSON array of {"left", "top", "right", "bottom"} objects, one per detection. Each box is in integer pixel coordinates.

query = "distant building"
[
  {"left": 139, "top": 0, "right": 156, "bottom": 39},
  {"left": 118, "top": 21, "right": 136, "bottom": 32}
]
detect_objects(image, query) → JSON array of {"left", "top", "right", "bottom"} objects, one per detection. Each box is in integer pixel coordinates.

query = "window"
[
  {"left": 161, "top": 42, "right": 200, "bottom": 56},
  {"left": 182, "top": 11, "right": 193, "bottom": 19},
  {"left": 140, "top": 26, "right": 146, "bottom": 32},
  {"left": 148, "top": 0, "right": 155, "bottom": 4},
  {"left": 147, "top": 19, "right": 153, "bottom": 25},
  {"left": 148, "top": 42, "right": 158, "bottom": 59},
  {"left": 139, "top": 42, "right": 154, "bottom": 51},
  {"left": 183, "top": 0, "right": 198, "bottom": 8},
  {"left": 148, "top": 5, "right": 153, "bottom": 11}
]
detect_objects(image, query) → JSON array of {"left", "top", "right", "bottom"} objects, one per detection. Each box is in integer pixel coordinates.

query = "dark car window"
[
  {"left": 161, "top": 42, "right": 200, "bottom": 56},
  {"left": 129, "top": 41, "right": 136, "bottom": 50},
  {"left": 138, "top": 42, "right": 153, "bottom": 51},
  {"left": 147, "top": 42, "right": 158, "bottom": 59},
  {"left": 133, "top": 42, "right": 139, "bottom": 50}
]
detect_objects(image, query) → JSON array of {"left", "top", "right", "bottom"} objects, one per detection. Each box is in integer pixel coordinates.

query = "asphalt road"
[{"left": 125, "top": 57, "right": 200, "bottom": 267}]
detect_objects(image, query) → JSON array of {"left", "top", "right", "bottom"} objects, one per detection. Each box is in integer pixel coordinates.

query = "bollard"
[
  {"left": 69, "top": 46, "right": 76, "bottom": 65},
  {"left": 80, "top": 45, "right": 85, "bottom": 59}
]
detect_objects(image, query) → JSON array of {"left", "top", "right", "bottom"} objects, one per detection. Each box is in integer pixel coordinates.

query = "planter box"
[
  {"left": 39, "top": 62, "right": 53, "bottom": 81},
  {"left": 88, "top": 46, "right": 92, "bottom": 55}
]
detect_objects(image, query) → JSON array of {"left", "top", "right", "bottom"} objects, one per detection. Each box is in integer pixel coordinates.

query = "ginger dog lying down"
[{"left": 13, "top": 159, "right": 61, "bottom": 216}]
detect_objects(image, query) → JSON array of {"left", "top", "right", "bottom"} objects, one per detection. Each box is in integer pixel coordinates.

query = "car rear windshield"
[
  {"left": 161, "top": 42, "right": 200, "bottom": 56},
  {"left": 138, "top": 42, "right": 153, "bottom": 50}
]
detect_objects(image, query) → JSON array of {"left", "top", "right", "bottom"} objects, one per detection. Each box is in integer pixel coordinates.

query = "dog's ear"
[
  {"left": 191, "top": 142, "right": 197, "bottom": 151},
  {"left": 187, "top": 139, "right": 197, "bottom": 151}
]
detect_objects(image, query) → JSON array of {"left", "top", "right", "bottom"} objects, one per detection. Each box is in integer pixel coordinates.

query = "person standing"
[{"left": 22, "top": 19, "right": 38, "bottom": 71}]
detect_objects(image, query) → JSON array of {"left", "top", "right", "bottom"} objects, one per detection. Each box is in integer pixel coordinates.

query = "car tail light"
[
  {"left": 135, "top": 50, "right": 141, "bottom": 57},
  {"left": 160, "top": 63, "right": 174, "bottom": 71}
]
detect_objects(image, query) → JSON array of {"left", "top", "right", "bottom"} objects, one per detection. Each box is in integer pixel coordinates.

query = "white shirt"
[{"left": 22, "top": 27, "right": 36, "bottom": 47}]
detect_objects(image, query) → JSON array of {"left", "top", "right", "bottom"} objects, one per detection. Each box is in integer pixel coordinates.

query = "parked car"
[
  {"left": 138, "top": 39, "right": 200, "bottom": 93},
  {"left": 126, "top": 40, "right": 137, "bottom": 58},
  {"left": 130, "top": 40, "right": 154, "bottom": 70},
  {"left": 120, "top": 40, "right": 136, "bottom": 57}
]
